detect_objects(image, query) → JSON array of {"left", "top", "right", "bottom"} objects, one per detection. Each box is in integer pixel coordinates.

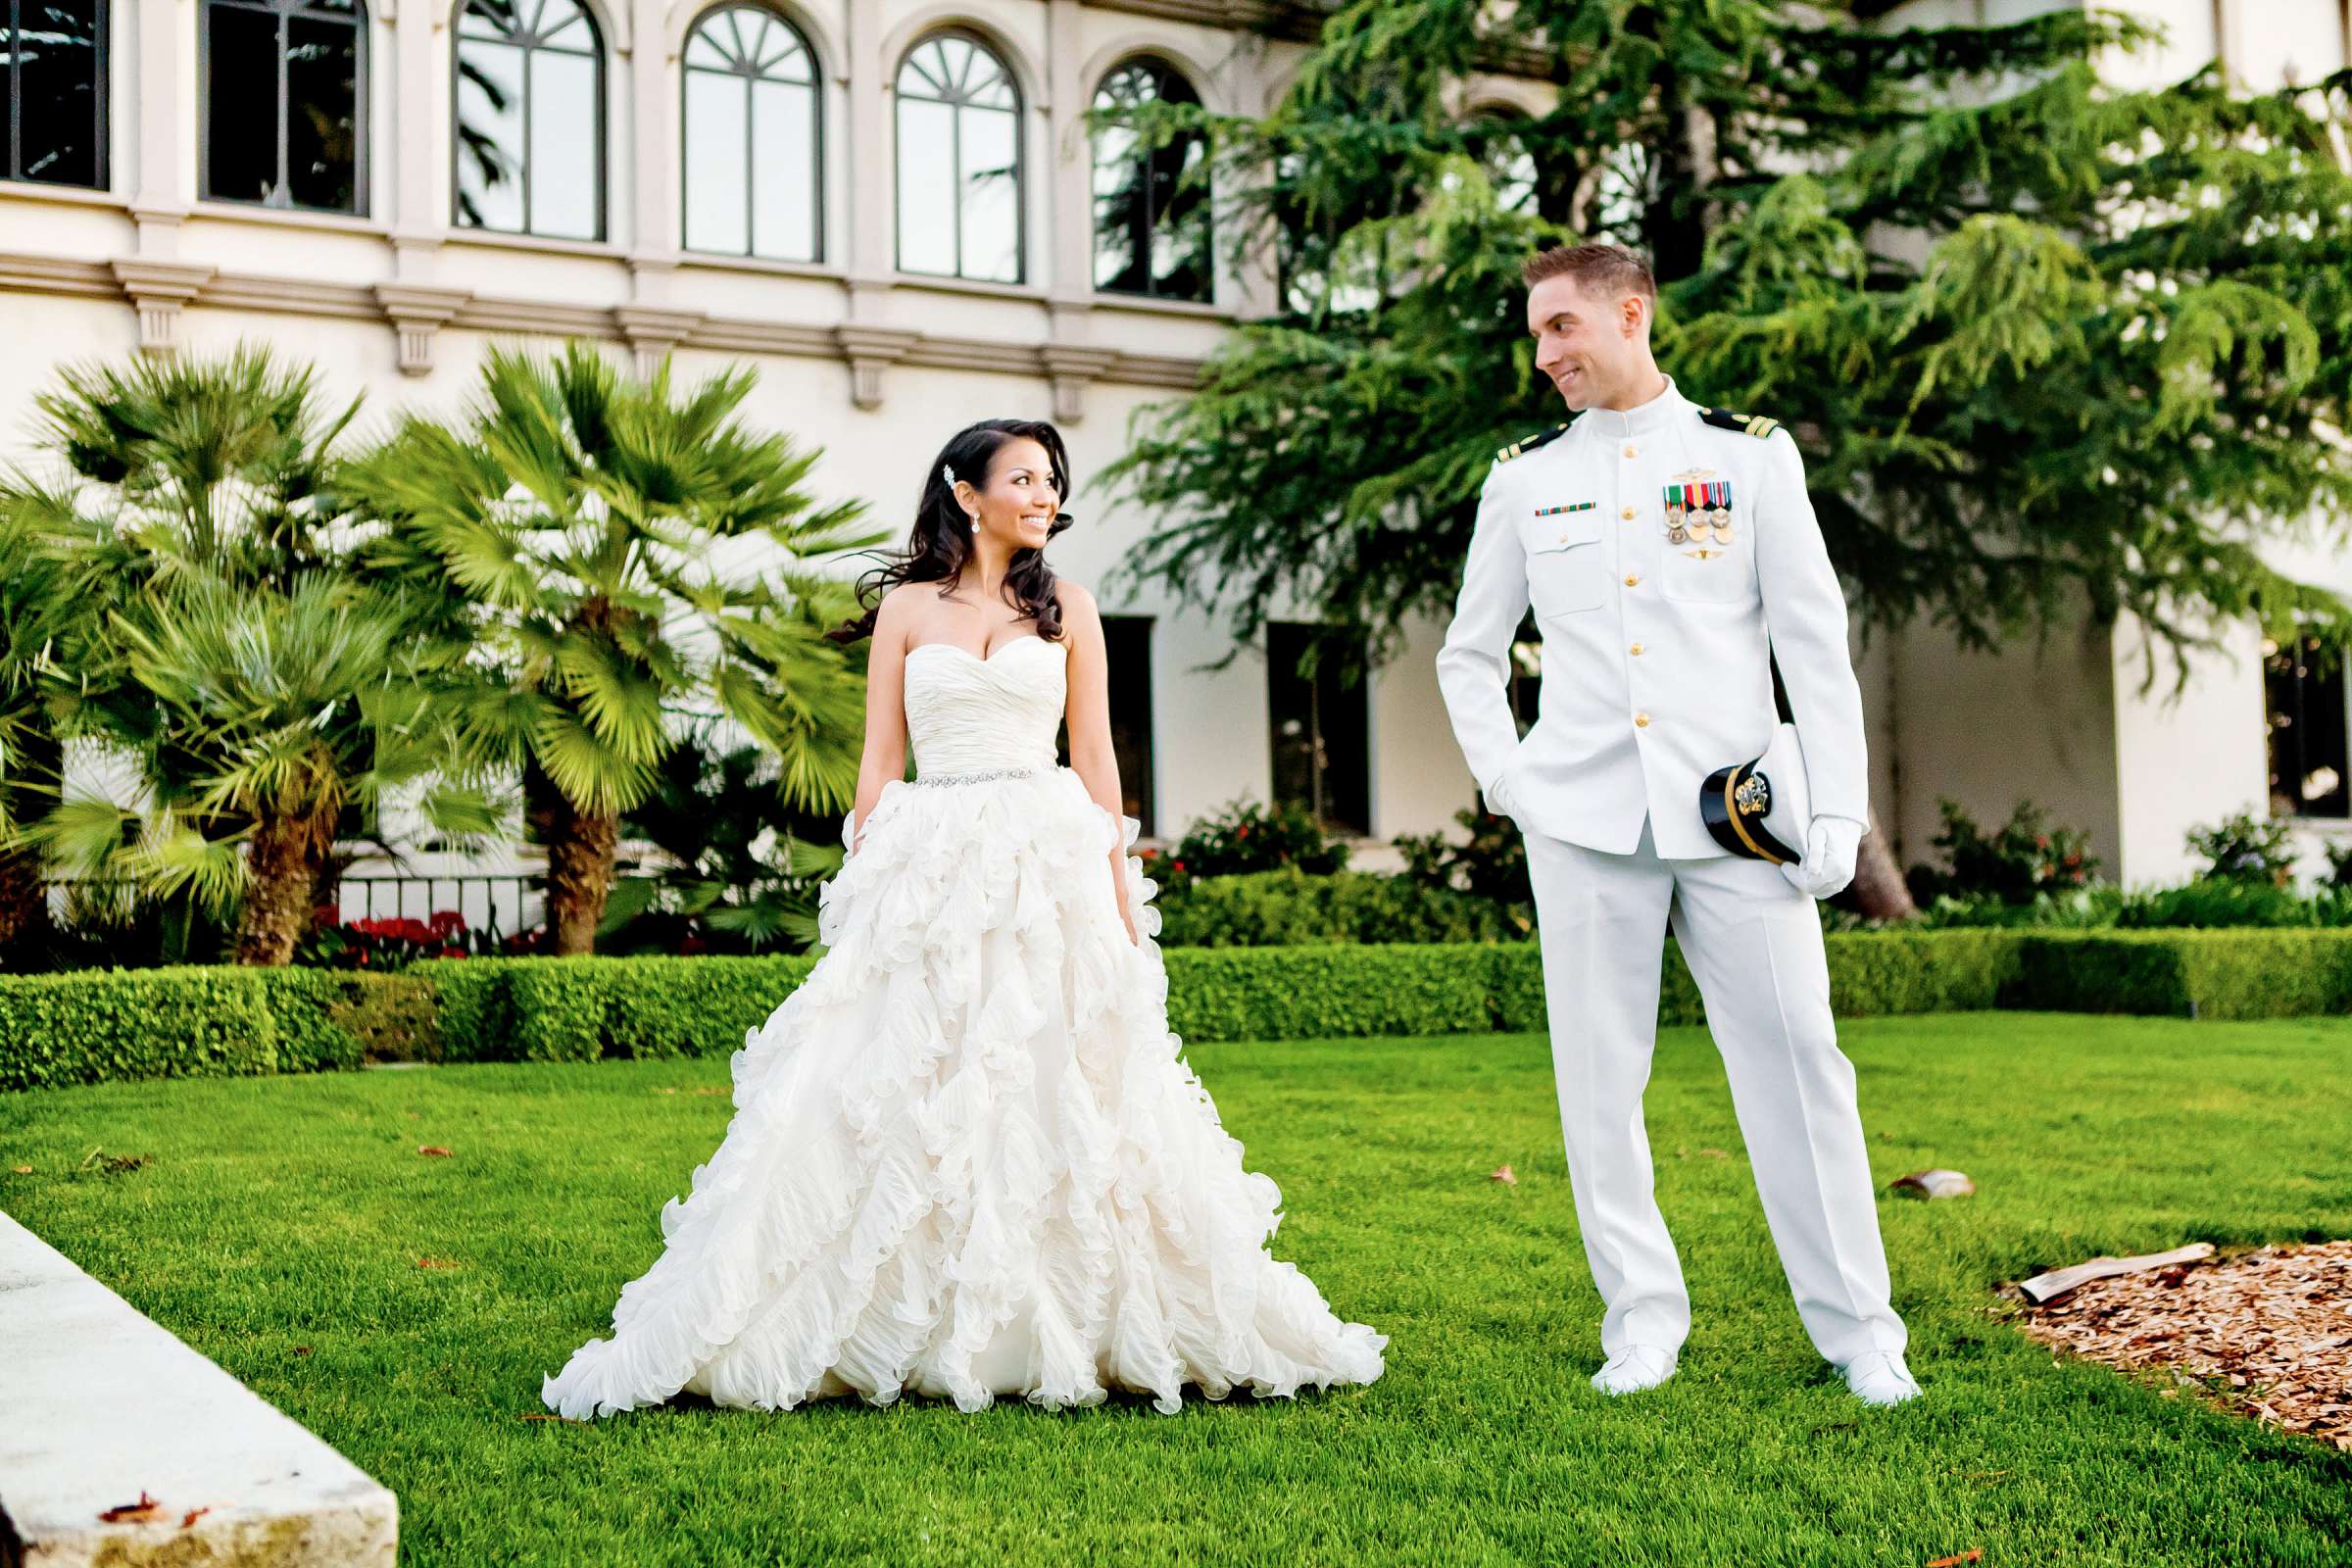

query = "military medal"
[{"left": 1664, "top": 474, "right": 1735, "bottom": 559}]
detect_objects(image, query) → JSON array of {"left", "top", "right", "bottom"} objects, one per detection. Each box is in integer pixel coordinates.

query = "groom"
[{"left": 1436, "top": 243, "right": 1919, "bottom": 1406}]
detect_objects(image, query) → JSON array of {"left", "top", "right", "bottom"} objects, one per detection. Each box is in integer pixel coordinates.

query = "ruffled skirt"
[{"left": 540, "top": 764, "right": 1387, "bottom": 1418}]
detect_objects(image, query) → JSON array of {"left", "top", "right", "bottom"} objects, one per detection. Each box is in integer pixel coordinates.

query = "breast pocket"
[
  {"left": 1527, "top": 513, "right": 1607, "bottom": 618},
  {"left": 1660, "top": 535, "right": 1754, "bottom": 604}
]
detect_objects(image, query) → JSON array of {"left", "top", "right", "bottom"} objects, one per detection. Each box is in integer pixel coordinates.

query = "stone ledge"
[{"left": 0, "top": 1208, "right": 396, "bottom": 1567}]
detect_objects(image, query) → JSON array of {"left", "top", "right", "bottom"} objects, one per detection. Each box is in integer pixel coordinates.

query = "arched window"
[
  {"left": 454, "top": 0, "right": 604, "bottom": 240},
  {"left": 894, "top": 30, "right": 1021, "bottom": 283},
  {"left": 202, "top": 0, "right": 364, "bottom": 212},
  {"left": 5, "top": 0, "right": 108, "bottom": 188},
  {"left": 1468, "top": 109, "right": 1537, "bottom": 216},
  {"left": 682, "top": 4, "right": 818, "bottom": 262},
  {"left": 1090, "top": 56, "right": 1209, "bottom": 303}
]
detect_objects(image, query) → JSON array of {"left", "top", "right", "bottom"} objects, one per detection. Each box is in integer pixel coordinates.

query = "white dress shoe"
[
  {"left": 1591, "top": 1345, "right": 1679, "bottom": 1396},
  {"left": 1842, "top": 1351, "right": 1922, "bottom": 1406}
]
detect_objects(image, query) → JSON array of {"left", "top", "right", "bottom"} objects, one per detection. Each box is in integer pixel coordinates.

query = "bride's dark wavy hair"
[{"left": 825, "top": 418, "right": 1077, "bottom": 646}]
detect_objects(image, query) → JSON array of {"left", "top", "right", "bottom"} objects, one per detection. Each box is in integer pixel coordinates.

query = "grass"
[{"left": 4, "top": 1012, "right": 2350, "bottom": 1567}]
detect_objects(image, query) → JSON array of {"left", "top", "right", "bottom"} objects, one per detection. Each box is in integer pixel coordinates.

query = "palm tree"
[
  {"left": 337, "top": 343, "right": 880, "bottom": 955},
  {"left": 12, "top": 347, "right": 496, "bottom": 965},
  {"left": 0, "top": 499, "right": 88, "bottom": 957}
]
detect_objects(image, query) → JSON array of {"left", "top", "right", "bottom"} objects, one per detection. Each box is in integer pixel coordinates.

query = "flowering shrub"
[
  {"left": 1148, "top": 798, "right": 1349, "bottom": 888},
  {"left": 1906, "top": 799, "right": 2099, "bottom": 906},
  {"left": 297, "top": 906, "right": 540, "bottom": 968}
]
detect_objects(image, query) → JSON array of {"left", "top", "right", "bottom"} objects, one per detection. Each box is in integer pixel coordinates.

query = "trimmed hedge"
[
  {"left": 4, "top": 926, "right": 2346, "bottom": 1092},
  {"left": 0, "top": 966, "right": 428, "bottom": 1091},
  {"left": 1996, "top": 929, "right": 2352, "bottom": 1019}
]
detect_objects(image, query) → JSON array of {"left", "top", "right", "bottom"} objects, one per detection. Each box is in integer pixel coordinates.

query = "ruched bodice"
[{"left": 904, "top": 636, "right": 1065, "bottom": 775}]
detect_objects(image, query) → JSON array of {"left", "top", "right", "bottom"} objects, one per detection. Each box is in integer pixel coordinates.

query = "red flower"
[{"left": 1171, "top": 859, "right": 1186, "bottom": 873}]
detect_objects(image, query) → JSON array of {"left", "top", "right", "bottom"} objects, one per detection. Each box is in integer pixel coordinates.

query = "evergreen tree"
[{"left": 1099, "top": 1, "right": 2352, "bottom": 915}]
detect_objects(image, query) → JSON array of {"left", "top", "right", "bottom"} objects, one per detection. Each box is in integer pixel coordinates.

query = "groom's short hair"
[{"left": 1523, "top": 244, "right": 1655, "bottom": 303}]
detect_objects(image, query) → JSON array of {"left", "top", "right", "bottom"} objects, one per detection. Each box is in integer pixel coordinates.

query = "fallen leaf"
[
  {"left": 519, "top": 1412, "right": 587, "bottom": 1423},
  {"left": 405, "top": 1111, "right": 420, "bottom": 1120},
  {"left": 416, "top": 1146, "right": 453, "bottom": 1157},
  {"left": 1927, "top": 1553, "right": 1982, "bottom": 1567},
  {"left": 1698, "top": 1148, "right": 1730, "bottom": 1160},
  {"left": 293, "top": 1346, "right": 313, "bottom": 1356},
  {"left": 9, "top": 1165, "right": 28, "bottom": 1175},
  {"left": 689, "top": 1087, "right": 727, "bottom": 1097},
  {"left": 180, "top": 1507, "right": 211, "bottom": 1529},
  {"left": 656, "top": 1088, "right": 678, "bottom": 1096},
  {"left": 1489, "top": 1164, "right": 1516, "bottom": 1186},
  {"left": 99, "top": 1491, "right": 163, "bottom": 1524},
  {"left": 416, "top": 1256, "right": 459, "bottom": 1269}
]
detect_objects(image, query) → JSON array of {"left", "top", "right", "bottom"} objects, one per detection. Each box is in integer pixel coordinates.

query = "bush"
[
  {"left": 0, "top": 965, "right": 425, "bottom": 1089},
  {"left": 2184, "top": 811, "right": 2297, "bottom": 886},
  {"left": 1155, "top": 867, "right": 1524, "bottom": 948},
  {"left": 2001, "top": 929, "right": 2352, "bottom": 1018},
  {"left": 15, "top": 926, "right": 2352, "bottom": 1094},
  {"left": 1147, "top": 798, "right": 1349, "bottom": 887},
  {"left": 1906, "top": 799, "right": 2099, "bottom": 906},
  {"left": 1391, "top": 806, "right": 1534, "bottom": 922}
]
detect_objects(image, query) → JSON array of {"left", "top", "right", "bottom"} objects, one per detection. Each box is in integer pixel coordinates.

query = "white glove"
[{"left": 1781, "top": 814, "right": 1864, "bottom": 900}]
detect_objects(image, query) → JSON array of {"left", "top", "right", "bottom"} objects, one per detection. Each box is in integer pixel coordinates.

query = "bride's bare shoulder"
[{"left": 1053, "top": 578, "right": 1099, "bottom": 620}]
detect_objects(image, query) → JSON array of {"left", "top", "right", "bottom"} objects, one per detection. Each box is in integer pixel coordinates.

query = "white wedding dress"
[{"left": 541, "top": 634, "right": 1387, "bottom": 1419}]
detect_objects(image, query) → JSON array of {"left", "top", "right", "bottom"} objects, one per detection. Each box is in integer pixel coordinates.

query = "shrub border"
[{"left": 4, "top": 927, "right": 2346, "bottom": 1091}]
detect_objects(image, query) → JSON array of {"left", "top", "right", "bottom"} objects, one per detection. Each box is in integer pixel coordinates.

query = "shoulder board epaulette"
[
  {"left": 1697, "top": 406, "right": 1782, "bottom": 440},
  {"left": 1494, "top": 423, "right": 1570, "bottom": 464}
]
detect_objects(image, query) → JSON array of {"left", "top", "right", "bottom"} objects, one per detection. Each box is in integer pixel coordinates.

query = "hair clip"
[{"left": 940, "top": 464, "right": 956, "bottom": 487}]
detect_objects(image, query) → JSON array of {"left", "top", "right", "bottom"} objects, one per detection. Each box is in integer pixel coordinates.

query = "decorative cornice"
[
  {"left": 612, "top": 304, "right": 705, "bottom": 377},
  {"left": 1040, "top": 344, "right": 1120, "bottom": 423},
  {"left": 833, "top": 324, "right": 923, "bottom": 411},
  {"left": 374, "top": 283, "right": 471, "bottom": 376},
  {"left": 0, "top": 251, "right": 1208, "bottom": 401},
  {"left": 108, "top": 259, "right": 216, "bottom": 356}
]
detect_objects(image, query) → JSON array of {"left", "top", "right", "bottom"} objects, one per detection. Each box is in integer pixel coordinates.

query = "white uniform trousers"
[{"left": 1523, "top": 815, "right": 1907, "bottom": 1369}]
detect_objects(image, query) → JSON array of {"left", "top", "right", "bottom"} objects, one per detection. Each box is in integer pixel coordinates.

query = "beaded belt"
[{"left": 910, "top": 764, "right": 1046, "bottom": 787}]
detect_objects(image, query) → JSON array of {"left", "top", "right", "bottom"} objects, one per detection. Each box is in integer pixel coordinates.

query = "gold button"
[
  {"left": 1635, "top": 712, "right": 1651, "bottom": 728},
  {"left": 1623, "top": 444, "right": 1638, "bottom": 458},
  {"left": 1630, "top": 643, "right": 1644, "bottom": 656},
  {"left": 1624, "top": 573, "right": 1640, "bottom": 587},
  {"left": 1620, "top": 506, "right": 1636, "bottom": 520}
]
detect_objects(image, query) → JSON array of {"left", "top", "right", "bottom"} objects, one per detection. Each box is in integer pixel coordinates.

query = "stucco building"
[{"left": 0, "top": 0, "right": 2342, "bottom": 916}]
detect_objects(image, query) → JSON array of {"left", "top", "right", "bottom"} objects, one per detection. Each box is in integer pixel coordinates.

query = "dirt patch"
[{"left": 2013, "top": 1239, "right": 2352, "bottom": 1451}]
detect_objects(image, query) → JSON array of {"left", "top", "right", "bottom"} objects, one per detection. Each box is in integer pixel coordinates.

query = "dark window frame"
[
  {"left": 2266, "top": 631, "right": 2351, "bottom": 820},
  {"left": 1089, "top": 53, "right": 1211, "bottom": 304},
  {"left": 450, "top": 0, "right": 608, "bottom": 240},
  {"left": 1266, "top": 620, "right": 1371, "bottom": 838},
  {"left": 678, "top": 0, "right": 821, "bottom": 263},
  {"left": 4, "top": 0, "right": 110, "bottom": 189},
  {"left": 892, "top": 26, "right": 1025, "bottom": 285},
  {"left": 199, "top": 0, "right": 368, "bottom": 215},
  {"left": 1051, "top": 615, "right": 1157, "bottom": 838}
]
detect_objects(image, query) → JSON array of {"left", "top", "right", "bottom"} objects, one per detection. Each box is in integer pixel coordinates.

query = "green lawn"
[{"left": 4, "top": 1014, "right": 2350, "bottom": 1567}]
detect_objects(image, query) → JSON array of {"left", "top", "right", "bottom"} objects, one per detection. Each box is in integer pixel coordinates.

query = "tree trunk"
[
  {"left": 543, "top": 806, "right": 618, "bottom": 956},
  {"left": 0, "top": 843, "right": 53, "bottom": 961},
  {"left": 0, "top": 727, "right": 61, "bottom": 962},
  {"left": 236, "top": 805, "right": 339, "bottom": 965},
  {"left": 1851, "top": 802, "right": 1918, "bottom": 922}
]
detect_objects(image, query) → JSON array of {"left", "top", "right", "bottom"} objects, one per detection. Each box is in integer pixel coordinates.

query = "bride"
[{"left": 541, "top": 417, "right": 1387, "bottom": 1418}]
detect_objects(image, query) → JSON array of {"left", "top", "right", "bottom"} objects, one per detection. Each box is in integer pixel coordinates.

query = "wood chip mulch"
[{"left": 2012, "top": 1240, "right": 2352, "bottom": 1451}]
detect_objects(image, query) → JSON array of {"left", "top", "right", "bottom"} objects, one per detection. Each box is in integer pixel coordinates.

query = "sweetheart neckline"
[{"left": 906, "top": 637, "right": 1065, "bottom": 665}]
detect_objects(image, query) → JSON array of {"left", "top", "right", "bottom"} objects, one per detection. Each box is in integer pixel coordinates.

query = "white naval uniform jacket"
[{"left": 1436, "top": 377, "right": 1869, "bottom": 860}]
